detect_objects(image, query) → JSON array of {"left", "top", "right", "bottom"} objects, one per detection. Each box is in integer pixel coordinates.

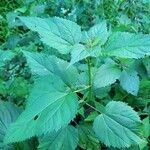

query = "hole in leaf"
[{"left": 34, "top": 115, "right": 38, "bottom": 120}]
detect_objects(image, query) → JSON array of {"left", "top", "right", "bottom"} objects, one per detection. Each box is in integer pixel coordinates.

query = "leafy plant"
[{"left": 2, "top": 16, "right": 150, "bottom": 149}]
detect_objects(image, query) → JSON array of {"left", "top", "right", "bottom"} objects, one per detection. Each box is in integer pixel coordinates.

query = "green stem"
[
  {"left": 85, "top": 103, "right": 101, "bottom": 113},
  {"left": 87, "top": 58, "right": 92, "bottom": 102},
  {"left": 73, "top": 85, "right": 91, "bottom": 93}
]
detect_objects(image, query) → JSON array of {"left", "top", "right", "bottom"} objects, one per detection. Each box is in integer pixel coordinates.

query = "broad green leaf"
[
  {"left": 23, "top": 51, "right": 79, "bottom": 87},
  {"left": 38, "top": 125, "right": 78, "bottom": 150},
  {"left": 78, "top": 124, "right": 100, "bottom": 150},
  {"left": 19, "top": 17, "right": 82, "bottom": 54},
  {"left": 0, "top": 102, "right": 20, "bottom": 149},
  {"left": 0, "top": 50, "right": 14, "bottom": 67},
  {"left": 94, "top": 63, "right": 121, "bottom": 88},
  {"left": 4, "top": 75, "right": 78, "bottom": 143},
  {"left": 103, "top": 32, "right": 150, "bottom": 58},
  {"left": 82, "top": 21, "right": 108, "bottom": 46},
  {"left": 70, "top": 44, "right": 101, "bottom": 65},
  {"left": 120, "top": 69, "right": 139, "bottom": 96},
  {"left": 93, "top": 101, "right": 143, "bottom": 148}
]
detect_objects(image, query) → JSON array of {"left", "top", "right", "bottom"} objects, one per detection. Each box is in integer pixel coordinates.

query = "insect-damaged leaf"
[{"left": 4, "top": 75, "right": 78, "bottom": 143}]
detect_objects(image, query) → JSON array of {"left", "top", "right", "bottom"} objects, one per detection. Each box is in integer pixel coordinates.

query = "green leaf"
[
  {"left": 23, "top": 51, "right": 79, "bottom": 87},
  {"left": 93, "top": 101, "right": 143, "bottom": 148},
  {"left": 82, "top": 21, "right": 108, "bottom": 46},
  {"left": 103, "top": 32, "right": 150, "bottom": 58},
  {"left": 94, "top": 63, "right": 121, "bottom": 88},
  {"left": 0, "top": 79, "right": 7, "bottom": 95},
  {"left": 142, "top": 117, "right": 150, "bottom": 138},
  {"left": 143, "top": 58, "right": 150, "bottom": 76},
  {"left": 4, "top": 75, "right": 78, "bottom": 143},
  {"left": 9, "top": 77, "right": 29, "bottom": 97},
  {"left": 139, "top": 79, "right": 150, "bottom": 100},
  {"left": 0, "top": 102, "right": 20, "bottom": 149},
  {"left": 19, "top": 17, "right": 82, "bottom": 54},
  {"left": 78, "top": 123, "right": 100, "bottom": 150},
  {"left": 119, "top": 69, "right": 139, "bottom": 96},
  {"left": 93, "top": 86, "right": 111, "bottom": 99},
  {"left": 69, "top": 21, "right": 108, "bottom": 66},
  {"left": 70, "top": 44, "right": 101, "bottom": 66},
  {"left": 85, "top": 112, "right": 99, "bottom": 122},
  {"left": 38, "top": 125, "right": 78, "bottom": 150},
  {"left": 0, "top": 50, "right": 14, "bottom": 67}
]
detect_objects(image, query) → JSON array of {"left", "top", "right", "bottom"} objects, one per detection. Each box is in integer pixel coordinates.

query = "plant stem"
[
  {"left": 85, "top": 103, "right": 101, "bottom": 113},
  {"left": 87, "top": 58, "right": 92, "bottom": 102},
  {"left": 73, "top": 85, "right": 91, "bottom": 93}
]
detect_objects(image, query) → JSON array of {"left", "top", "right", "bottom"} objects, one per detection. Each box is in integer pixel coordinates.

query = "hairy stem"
[{"left": 87, "top": 58, "right": 92, "bottom": 101}]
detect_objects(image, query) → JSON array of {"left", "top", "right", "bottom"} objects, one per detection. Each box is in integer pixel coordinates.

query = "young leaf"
[
  {"left": 4, "top": 75, "right": 78, "bottom": 143},
  {"left": 0, "top": 102, "right": 20, "bottom": 149},
  {"left": 19, "top": 17, "right": 82, "bottom": 54},
  {"left": 94, "top": 63, "right": 121, "bottom": 88},
  {"left": 23, "top": 51, "right": 79, "bottom": 87},
  {"left": 103, "top": 32, "right": 150, "bottom": 58},
  {"left": 69, "top": 21, "right": 108, "bottom": 66},
  {"left": 119, "top": 69, "right": 140, "bottom": 96},
  {"left": 38, "top": 125, "right": 78, "bottom": 150},
  {"left": 70, "top": 44, "right": 101, "bottom": 66},
  {"left": 82, "top": 21, "right": 109, "bottom": 46},
  {"left": 93, "top": 101, "right": 143, "bottom": 148}
]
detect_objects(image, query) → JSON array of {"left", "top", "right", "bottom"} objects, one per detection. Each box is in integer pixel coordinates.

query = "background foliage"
[{"left": 0, "top": 0, "right": 150, "bottom": 149}]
